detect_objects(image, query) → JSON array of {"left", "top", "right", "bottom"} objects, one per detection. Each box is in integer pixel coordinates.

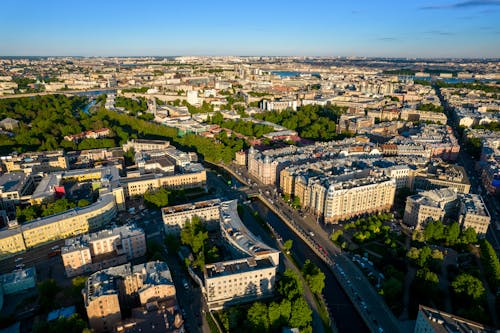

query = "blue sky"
[{"left": 0, "top": 0, "right": 499, "bottom": 58}]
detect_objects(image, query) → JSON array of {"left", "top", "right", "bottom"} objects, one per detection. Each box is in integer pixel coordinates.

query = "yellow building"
[
  {"left": 0, "top": 229, "right": 26, "bottom": 260},
  {"left": 122, "top": 170, "right": 207, "bottom": 197}
]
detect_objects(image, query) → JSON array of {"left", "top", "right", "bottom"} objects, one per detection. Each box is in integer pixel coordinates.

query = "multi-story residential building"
[
  {"left": 459, "top": 194, "right": 491, "bottom": 237},
  {"left": 321, "top": 176, "right": 396, "bottom": 223},
  {"left": 0, "top": 150, "right": 68, "bottom": 173},
  {"left": 414, "top": 305, "right": 495, "bottom": 333},
  {"left": 122, "top": 139, "right": 170, "bottom": 153},
  {"left": 0, "top": 189, "right": 119, "bottom": 259},
  {"left": 162, "top": 199, "right": 221, "bottom": 234},
  {"left": 202, "top": 200, "right": 279, "bottom": 310},
  {"left": 0, "top": 228, "right": 26, "bottom": 259},
  {"left": 121, "top": 167, "right": 207, "bottom": 197},
  {"left": 337, "top": 115, "right": 375, "bottom": 134},
  {"left": 234, "top": 150, "right": 247, "bottom": 166},
  {"left": 260, "top": 98, "right": 298, "bottom": 111},
  {"left": 413, "top": 162, "right": 471, "bottom": 193},
  {"left": 62, "top": 225, "right": 147, "bottom": 277},
  {"left": 383, "top": 165, "right": 413, "bottom": 190},
  {"left": 0, "top": 173, "right": 36, "bottom": 210},
  {"left": 403, "top": 188, "right": 458, "bottom": 229},
  {"left": 83, "top": 261, "right": 176, "bottom": 333},
  {"left": 400, "top": 108, "right": 447, "bottom": 124}
]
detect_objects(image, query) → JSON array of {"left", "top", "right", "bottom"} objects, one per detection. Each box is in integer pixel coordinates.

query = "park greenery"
[
  {"left": 0, "top": 94, "right": 278, "bottom": 163},
  {"left": 411, "top": 220, "right": 477, "bottom": 248},
  {"left": 115, "top": 96, "right": 147, "bottom": 114},
  {"left": 253, "top": 104, "right": 349, "bottom": 141},
  {"left": 0, "top": 94, "right": 88, "bottom": 153},
  {"left": 479, "top": 239, "right": 500, "bottom": 292},
  {"left": 344, "top": 213, "right": 398, "bottom": 247},
  {"left": 209, "top": 112, "right": 275, "bottom": 138},
  {"left": 472, "top": 121, "right": 500, "bottom": 132},
  {"left": 33, "top": 314, "right": 89, "bottom": 333},
  {"left": 180, "top": 216, "right": 213, "bottom": 269},
  {"left": 417, "top": 103, "right": 444, "bottom": 113},
  {"left": 218, "top": 269, "right": 312, "bottom": 333},
  {"left": 121, "top": 87, "right": 149, "bottom": 93}
]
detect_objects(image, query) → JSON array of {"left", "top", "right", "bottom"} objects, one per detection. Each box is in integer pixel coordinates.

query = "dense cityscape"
[
  {"left": 1, "top": 0, "right": 500, "bottom": 332},
  {"left": 0, "top": 55, "right": 498, "bottom": 333}
]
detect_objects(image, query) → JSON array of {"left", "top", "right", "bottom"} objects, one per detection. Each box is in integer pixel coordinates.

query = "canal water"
[{"left": 250, "top": 200, "right": 369, "bottom": 333}]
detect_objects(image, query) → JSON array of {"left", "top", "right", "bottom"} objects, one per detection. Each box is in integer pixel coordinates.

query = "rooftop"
[
  {"left": 418, "top": 305, "right": 497, "bottom": 333},
  {"left": 206, "top": 257, "right": 274, "bottom": 279}
]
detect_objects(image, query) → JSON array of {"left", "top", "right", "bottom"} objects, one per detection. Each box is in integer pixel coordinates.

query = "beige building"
[
  {"left": 414, "top": 305, "right": 495, "bottom": 333},
  {"left": 400, "top": 109, "right": 447, "bottom": 124},
  {"left": 0, "top": 190, "right": 119, "bottom": 259},
  {"left": 403, "top": 188, "right": 458, "bottom": 229},
  {"left": 122, "top": 169, "right": 207, "bottom": 197},
  {"left": 0, "top": 229, "right": 26, "bottom": 260},
  {"left": 203, "top": 200, "right": 280, "bottom": 310},
  {"left": 84, "top": 261, "right": 176, "bottom": 333},
  {"left": 62, "top": 225, "right": 146, "bottom": 277},
  {"left": 122, "top": 139, "right": 170, "bottom": 153},
  {"left": 322, "top": 177, "right": 396, "bottom": 223},
  {"left": 1, "top": 150, "right": 68, "bottom": 173},
  {"left": 413, "top": 163, "right": 471, "bottom": 194},
  {"left": 162, "top": 199, "right": 221, "bottom": 234},
  {"left": 234, "top": 150, "right": 247, "bottom": 166},
  {"left": 459, "top": 194, "right": 491, "bottom": 238}
]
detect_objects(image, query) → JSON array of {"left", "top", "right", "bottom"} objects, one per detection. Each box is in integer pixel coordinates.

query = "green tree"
[
  {"left": 277, "top": 269, "right": 303, "bottom": 301},
  {"left": 407, "top": 247, "right": 420, "bottom": 261},
  {"left": 144, "top": 188, "right": 170, "bottom": 208},
  {"left": 451, "top": 273, "right": 485, "bottom": 301},
  {"left": 417, "top": 246, "right": 432, "bottom": 267},
  {"left": 38, "top": 279, "right": 61, "bottom": 313},
  {"left": 480, "top": 239, "right": 500, "bottom": 291},
  {"left": 331, "top": 229, "right": 343, "bottom": 243},
  {"left": 283, "top": 239, "right": 293, "bottom": 253},
  {"left": 246, "top": 302, "right": 269, "bottom": 333},
  {"left": 289, "top": 298, "right": 312, "bottom": 329},
  {"left": 302, "top": 259, "right": 325, "bottom": 295},
  {"left": 268, "top": 302, "right": 281, "bottom": 329},
  {"left": 77, "top": 199, "right": 91, "bottom": 208}
]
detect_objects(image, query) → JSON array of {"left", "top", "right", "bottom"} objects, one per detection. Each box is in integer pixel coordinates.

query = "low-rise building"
[
  {"left": 0, "top": 267, "right": 36, "bottom": 295},
  {"left": 0, "top": 150, "right": 68, "bottom": 174}
]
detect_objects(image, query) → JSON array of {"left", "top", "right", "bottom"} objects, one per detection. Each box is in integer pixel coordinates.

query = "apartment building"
[
  {"left": 414, "top": 305, "right": 495, "bottom": 333},
  {"left": 84, "top": 261, "right": 176, "bottom": 332},
  {"left": 0, "top": 172, "right": 36, "bottom": 210},
  {"left": 0, "top": 150, "right": 68, "bottom": 173},
  {"left": 403, "top": 188, "right": 458, "bottom": 229},
  {"left": 400, "top": 109, "right": 447, "bottom": 124},
  {"left": 62, "top": 225, "right": 146, "bottom": 277},
  {"left": 162, "top": 199, "right": 220, "bottom": 234},
  {"left": 322, "top": 177, "right": 396, "bottom": 223},
  {"left": 0, "top": 191, "right": 118, "bottom": 259},
  {"left": 413, "top": 163, "right": 471, "bottom": 193},
  {"left": 459, "top": 194, "right": 491, "bottom": 238},
  {"left": 122, "top": 168, "right": 207, "bottom": 197},
  {"left": 122, "top": 139, "right": 170, "bottom": 153},
  {"left": 203, "top": 200, "right": 279, "bottom": 310},
  {"left": 260, "top": 98, "right": 298, "bottom": 111}
]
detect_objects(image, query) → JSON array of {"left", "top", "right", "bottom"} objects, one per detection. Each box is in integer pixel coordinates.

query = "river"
[{"left": 250, "top": 199, "right": 369, "bottom": 333}]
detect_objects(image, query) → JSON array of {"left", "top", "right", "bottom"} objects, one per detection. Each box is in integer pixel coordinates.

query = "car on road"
[
  {"left": 309, "top": 231, "right": 315, "bottom": 237},
  {"left": 14, "top": 257, "right": 23, "bottom": 263},
  {"left": 182, "top": 278, "right": 189, "bottom": 290}
]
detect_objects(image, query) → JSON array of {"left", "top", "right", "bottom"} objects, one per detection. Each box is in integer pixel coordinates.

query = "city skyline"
[{"left": 1, "top": 0, "right": 500, "bottom": 58}]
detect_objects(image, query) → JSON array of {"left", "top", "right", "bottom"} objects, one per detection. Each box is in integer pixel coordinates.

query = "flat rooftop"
[
  {"left": 206, "top": 257, "right": 274, "bottom": 279},
  {"left": 162, "top": 199, "right": 220, "bottom": 215}
]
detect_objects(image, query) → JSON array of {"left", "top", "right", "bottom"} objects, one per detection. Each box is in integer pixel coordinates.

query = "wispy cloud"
[
  {"left": 378, "top": 37, "right": 398, "bottom": 41},
  {"left": 424, "top": 30, "right": 456, "bottom": 35},
  {"left": 421, "top": 0, "right": 500, "bottom": 10}
]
